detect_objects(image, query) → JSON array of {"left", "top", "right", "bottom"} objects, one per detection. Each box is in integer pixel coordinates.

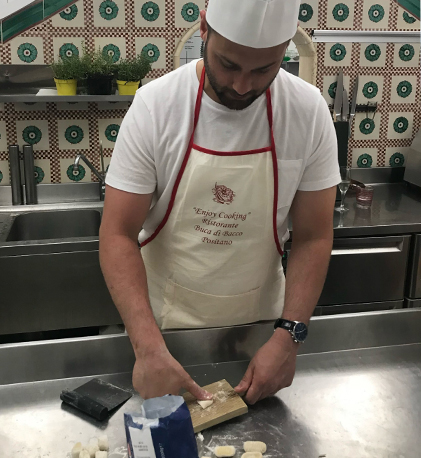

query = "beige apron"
[{"left": 141, "top": 67, "right": 285, "bottom": 330}]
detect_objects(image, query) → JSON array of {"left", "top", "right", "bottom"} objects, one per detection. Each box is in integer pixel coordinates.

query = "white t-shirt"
[{"left": 106, "top": 59, "right": 341, "bottom": 245}]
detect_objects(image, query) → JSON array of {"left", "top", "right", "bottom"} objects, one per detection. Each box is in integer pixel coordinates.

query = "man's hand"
[
  {"left": 234, "top": 329, "right": 299, "bottom": 405},
  {"left": 133, "top": 347, "right": 213, "bottom": 401}
]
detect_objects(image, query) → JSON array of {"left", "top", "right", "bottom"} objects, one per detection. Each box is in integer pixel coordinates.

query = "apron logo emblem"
[{"left": 212, "top": 182, "right": 235, "bottom": 205}]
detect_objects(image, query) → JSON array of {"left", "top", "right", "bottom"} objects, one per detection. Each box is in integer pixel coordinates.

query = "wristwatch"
[{"left": 274, "top": 318, "right": 308, "bottom": 344}]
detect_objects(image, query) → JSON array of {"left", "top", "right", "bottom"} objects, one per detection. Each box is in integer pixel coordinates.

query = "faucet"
[{"left": 73, "top": 142, "right": 107, "bottom": 201}]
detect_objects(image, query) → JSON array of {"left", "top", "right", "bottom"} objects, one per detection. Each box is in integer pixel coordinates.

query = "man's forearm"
[
  {"left": 282, "top": 235, "right": 333, "bottom": 324},
  {"left": 99, "top": 234, "right": 164, "bottom": 357}
]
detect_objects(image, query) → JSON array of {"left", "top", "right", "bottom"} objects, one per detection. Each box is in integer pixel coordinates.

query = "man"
[{"left": 100, "top": 0, "right": 340, "bottom": 405}]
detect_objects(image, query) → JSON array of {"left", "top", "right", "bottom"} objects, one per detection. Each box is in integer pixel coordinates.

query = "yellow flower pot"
[
  {"left": 117, "top": 80, "right": 140, "bottom": 95},
  {"left": 54, "top": 78, "right": 77, "bottom": 96}
]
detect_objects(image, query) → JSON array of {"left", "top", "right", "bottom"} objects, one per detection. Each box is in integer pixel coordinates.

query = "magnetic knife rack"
[{"left": 328, "top": 102, "right": 378, "bottom": 113}]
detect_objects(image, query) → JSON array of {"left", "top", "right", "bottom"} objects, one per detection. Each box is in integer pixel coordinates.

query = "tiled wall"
[{"left": 0, "top": 0, "right": 419, "bottom": 186}]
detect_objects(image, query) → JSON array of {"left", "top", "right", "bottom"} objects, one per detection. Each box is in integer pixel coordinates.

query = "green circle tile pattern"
[
  {"left": 368, "top": 4, "right": 384, "bottom": 22},
  {"left": 99, "top": 0, "right": 119, "bottom": 20},
  {"left": 34, "top": 166, "right": 45, "bottom": 184},
  {"left": 60, "top": 4, "right": 78, "bottom": 21},
  {"left": 365, "top": 44, "right": 381, "bottom": 61},
  {"left": 362, "top": 81, "right": 378, "bottom": 99},
  {"left": 141, "top": 1, "right": 160, "bottom": 21},
  {"left": 105, "top": 124, "right": 120, "bottom": 142},
  {"left": 142, "top": 43, "right": 160, "bottom": 62},
  {"left": 103, "top": 44, "right": 121, "bottom": 63},
  {"left": 299, "top": 4, "right": 313, "bottom": 22},
  {"left": 357, "top": 154, "right": 373, "bottom": 168},
  {"left": 403, "top": 12, "right": 416, "bottom": 24},
  {"left": 181, "top": 2, "right": 199, "bottom": 22},
  {"left": 328, "top": 82, "right": 337, "bottom": 99},
  {"left": 393, "top": 117, "right": 409, "bottom": 134},
  {"left": 389, "top": 152, "right": 405, "bottom": 167},
  {"left": 17, "top": 43, "right": 38, "bottom": 63},
  {"left": 332, "top": 3, "right": 349, "bottom": 22},
  {"left": 0, "top": 170, "right": 3, "bottom": 183},
  {"left": 67, "top": 164, "right": 86, "bottom": 182},
  {"left": 399, "top": 44, "right": 415, "bottom": 62},
  {"left": 397, "top": 81, "right": 412, "bottom": 98},
  {"left": 330, "top": 43, "right": 346, "bottom": 61},
  {"left": 65, "top": 125, "right": 84, "bottom": 144},
  {"left": 59, "top": 43, "right": 79, "bottom": 59},
  {"left": 22, "top": 126, "right": 42, "bottom": 144},
  {"left": 359, "top": 118, "right": 375, "bottom": 135}
]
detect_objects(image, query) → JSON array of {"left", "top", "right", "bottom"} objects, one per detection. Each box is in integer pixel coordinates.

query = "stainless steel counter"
[
  {"left": 331, "top": 183, "right": 421, "bottom": 238},
  {"left": 1, "top": 310, "right": 421, "bottom": 458}
]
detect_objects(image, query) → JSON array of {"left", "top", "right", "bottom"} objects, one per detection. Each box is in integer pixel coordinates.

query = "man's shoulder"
[
  {"left": 134, "top": 61, "right": 196, "bottom": 114},
  {"left": 274, "top": 69, "right": 323, "bottom": 109}
]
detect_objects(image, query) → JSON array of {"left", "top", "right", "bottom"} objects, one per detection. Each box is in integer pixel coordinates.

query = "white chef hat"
[{"left": 206, "top": 0, "right": 301, "bottom": 49}]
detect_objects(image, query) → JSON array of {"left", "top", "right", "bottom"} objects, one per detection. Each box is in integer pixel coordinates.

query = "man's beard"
[{"left": 203, "top": 42, "right": 277, "bottom": 111}]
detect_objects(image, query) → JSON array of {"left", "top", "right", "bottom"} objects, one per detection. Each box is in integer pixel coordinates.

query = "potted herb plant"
[
  {"left": 81, "top": 46, "right": 116, "bottom": 95},
  {"left": 50, "top": 55, "right": 83, "bottom": 96},
  {"left": 115, "top": 54, "right": 152, "bottom": 95}
]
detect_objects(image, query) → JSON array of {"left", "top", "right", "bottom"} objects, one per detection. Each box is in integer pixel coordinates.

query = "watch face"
[{"left": 293, "top": 322, "right": 308, "bottom": 342}]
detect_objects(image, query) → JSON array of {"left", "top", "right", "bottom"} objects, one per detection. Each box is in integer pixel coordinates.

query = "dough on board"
[
  {"left": 98, "top": 435, "right": 109, "bottom": 451},
  {"left": 244, "top": 441, "right": 267, "bottom": 453},
  {"left": 197, "top": 399, "right": 214, "bottom": 409},
  {"left": 95, "top": 452, "right": 108, "bottom": 458},
  {"left": 72, "top": 443, "right": 82, "bottom": 458},
  {"left": 85, "top": 444, "right": 99, "bottom": 458},
  {"left": 242, "top": 453, "right": 263, "bottom": 458},
  {"left": 215, "top": 445, "right": 236, "bottom": 457}
]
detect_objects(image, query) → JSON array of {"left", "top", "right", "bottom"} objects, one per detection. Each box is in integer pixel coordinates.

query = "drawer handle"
[{"left": 331, "top": 246, "right": 401, "bottom": 255}]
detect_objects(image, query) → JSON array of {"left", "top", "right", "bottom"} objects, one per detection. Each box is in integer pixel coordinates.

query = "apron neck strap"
[
  {"left": 193, "top": 66, "right": 275, "bottom": 149},
  {"left": 193, "top": 66, "right": 207, "bottom": 128}
]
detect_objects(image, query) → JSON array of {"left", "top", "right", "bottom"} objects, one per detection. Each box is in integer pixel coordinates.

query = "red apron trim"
[
  {"left": 193, "top": 143, "right": 271, "bottom": 156},
  {"left": 142, "top": 66, "right": 283, "bottom": 257},
  {"left": 266, "top": 90, "right": 283, "bottom": 256}
]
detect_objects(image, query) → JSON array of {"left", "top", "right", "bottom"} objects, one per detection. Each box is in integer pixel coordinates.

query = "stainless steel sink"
[{"left": 6, "top": 210, "right": 101, "bottom": 242}]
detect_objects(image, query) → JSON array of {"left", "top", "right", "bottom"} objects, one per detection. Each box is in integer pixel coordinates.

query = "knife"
[
  {"left": 333, "top": 70, "right": 344, "bottom": 122},
  {"left": 349, "top": 76, "right": 359, "bottom": 136},
  {"left": 342, "top": 87, "right": 349, "bottom": 123}
]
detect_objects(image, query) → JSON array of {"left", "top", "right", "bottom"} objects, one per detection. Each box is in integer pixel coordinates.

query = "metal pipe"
[
  {"left": 8, "top": 145, "right": 23, "bottom": 205},
  {"left": 73, "top": 154, "right": 104, "bottom": 183},
  {"left": 22, "top": 144, "right": 37, "bottom": 205}
]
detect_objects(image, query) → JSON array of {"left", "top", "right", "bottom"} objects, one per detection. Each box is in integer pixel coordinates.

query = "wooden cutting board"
[{"left": 183, "top": 379, "right": 248, "bottom": 433}]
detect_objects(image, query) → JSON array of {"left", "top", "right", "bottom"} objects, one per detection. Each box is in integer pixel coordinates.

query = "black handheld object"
[{"left": 60, "top": 378, "right": 132, "bottom": 421}]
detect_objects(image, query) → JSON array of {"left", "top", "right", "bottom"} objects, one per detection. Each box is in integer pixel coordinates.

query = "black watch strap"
[
  {"left": 274, "top": 318, "right": 308, "bottom": 343},
  {"left": 274, "top": 318, "right": 295, "bottom": 332}
]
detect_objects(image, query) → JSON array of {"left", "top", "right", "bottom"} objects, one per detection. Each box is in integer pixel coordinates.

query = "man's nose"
[{"left": 232, "top": 74, "right": 252, "bottom": 96}]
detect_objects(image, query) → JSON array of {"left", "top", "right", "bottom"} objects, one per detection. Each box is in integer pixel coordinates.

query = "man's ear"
[{"left": 200, "top": 10, "right": 208, "bottom": 42}]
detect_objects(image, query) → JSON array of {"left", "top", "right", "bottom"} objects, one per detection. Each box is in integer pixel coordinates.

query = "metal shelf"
[
  {"left": 0, "top": 95, "right": 135, "bottom": 103},
  {"left": 312, "top": 30, "right": 420, "bottom": 43}
]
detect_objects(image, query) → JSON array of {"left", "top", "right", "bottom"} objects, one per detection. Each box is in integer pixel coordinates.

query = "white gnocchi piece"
[
  {"left": 201, "top": 456, "right": 212, "bottom": 458},
  {"left": 241, "top": 453, "right": 263, "bottom": 458},
  {"left": 98, "top": 435, "right": 109, "bottom": 451},
  {"left": 79, "top": 451, "right": 90, "bottom": 458},
  {"left": 215, "top": 445, "right": 236, "bottom": 457},
  {"left": 243, "top": 441, "right": 267, "bottom": 453},
  {"left": 95, "top": 452, "right": 108, "bottom": 458},
  {"left": 72, "top": 443, "right": 83, "bottom": 458},
  {"left": 197, "top": 399, "right": 214, "bottom": 409},
  {"left": 85, "top": 444, "right": 99, "bottom": 458}
]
